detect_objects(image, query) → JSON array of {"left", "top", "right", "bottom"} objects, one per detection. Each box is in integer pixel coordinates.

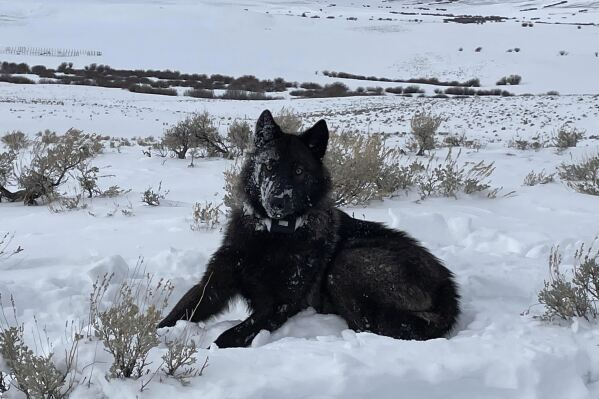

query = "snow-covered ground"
[
  {"left": 1, "top": 0, "right": 599, "bottom": 398},
  {"left": 1, "top": 0, "right": 599, "bottom": 93}
]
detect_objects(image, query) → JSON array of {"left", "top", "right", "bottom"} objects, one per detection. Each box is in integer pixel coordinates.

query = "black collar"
[
  {"left": 269, "top": 216, "right": 298, "bottom": 234},
  {"left": 242, "top": 203, "right": 304, "bottom": 234}
]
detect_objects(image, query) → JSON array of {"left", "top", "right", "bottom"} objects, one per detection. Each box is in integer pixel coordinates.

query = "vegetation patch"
[
  {"left": 558, "top": 153, "right": 599, "bottom": 195},
  {"left": 322, "top": 70, "right": 480, "bottom": 87},
  {"left": 538, "top": 241, "right": 599, "bottom": 321}
]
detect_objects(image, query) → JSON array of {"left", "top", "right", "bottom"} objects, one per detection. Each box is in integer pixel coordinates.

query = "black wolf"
[{"left": 158, "top": 110, "right": 460, "bottom": 347}]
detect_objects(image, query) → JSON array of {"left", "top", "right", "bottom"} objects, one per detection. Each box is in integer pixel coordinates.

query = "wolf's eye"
[
  {"left": 265, "top": 163, "right": 273, "bottom": 171},
  {"left": 295, "top": 167, "right": 303, "bottom": 175}
]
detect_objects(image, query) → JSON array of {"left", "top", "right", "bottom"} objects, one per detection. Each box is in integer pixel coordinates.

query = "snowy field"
[{"left": 1, "top": 0, "right": 599, "bottom": 398}]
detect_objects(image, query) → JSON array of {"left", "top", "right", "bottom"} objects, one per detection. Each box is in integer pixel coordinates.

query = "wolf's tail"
[{"left": 432, "top": 276, "right": 461, "bottom": 336}]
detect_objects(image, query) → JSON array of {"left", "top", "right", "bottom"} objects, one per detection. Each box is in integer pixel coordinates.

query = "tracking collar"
[
  {"left": 243, "top": 203, "right": 304, "bottom": 234},
  {"left": 269, "top": 217, "right": 299, "bottom": 234}
]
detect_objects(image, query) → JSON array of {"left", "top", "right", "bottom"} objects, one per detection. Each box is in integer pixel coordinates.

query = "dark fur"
[{"left": 159, "top": 110, "right": 460, "bottom": 347}]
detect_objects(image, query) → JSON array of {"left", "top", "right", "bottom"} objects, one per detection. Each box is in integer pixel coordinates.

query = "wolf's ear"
[
  {"left": 300, "top": 119, "right": 329, "bottom": 160},
  {"left": 255, "top": 109, "right": 281, "bottom": 147}
]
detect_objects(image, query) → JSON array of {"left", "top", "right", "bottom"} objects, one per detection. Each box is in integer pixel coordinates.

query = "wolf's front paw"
[
  {"left": 213, "top": 328, "right": 250, "bottom": 348},
  {"left": 157, "top": 317, "right": 176, "bottom": 329}
]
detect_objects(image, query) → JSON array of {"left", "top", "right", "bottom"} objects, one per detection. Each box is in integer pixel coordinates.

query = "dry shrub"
[
  {"left": 91, "top": 272, "right": 174, "bottom": 379},
  {"left": 88, "top": 270, "right": 206, "bottom": 386},
  {"left": 35, "top": 129, "right": 104, "bottom": 156},
  {"left": 109, "top": 137, "right": 133, "bottom": 151},
  {"left": 191, "top": 202, "right": 222, "bottom": 230},
  {"left": 77, "top": 163, "right": 103, "bottom": 198},
  {"left": 1, "top": 131, "right": 29, "bottom": 152},
  {"left": 496, "top": 74, "right": 522, "bottom": 85},
  {"left": 48, "top": 193, "right": 88, "bottom": 213},
  {"left": 219, "top": 90, "right": 276, "bottom": 100},
  {"left": 0, "top": 232, "right": 23, "bottom": 262},
  {"left": 222, "top": 132, "right": 498, "bottom": 209},
  {"left": 558, "top": 153, "right": 599, "bottom": 195},
  {"left": 538, "top": 241, "right": 599, "bottom": 321},
  {"left": 185, "top": 112, "right": 229, "bottom": 158},
  {"left": 128, "top": 84, "right": 177, "bottom": 96},
  {"left": 135, "top": 136, "right": 159, "bottom": 147},
  {"left": 222, "top": 160, "right": 244, "bottom": 211},
  {"left": 184, "top": 88, "right": 214, "bottom": 99},
  {"left": 100, "top": 185, "right": 130, "bottom": 198},
  {"left": 291, "top": 82, "right": 351, "bottom": 98},
  {"left": 0, "top": 296, "right": 79, "bottom": 398},
  {"left": 221, "top": 133, "right": 420, "bottom": 209},
  {"left": 76, "top": 162, "right": 125, "bottom": 199},
  {"left": 441, "top": 133, "right": 483, "bottom": 150},
  {"left": 162, "top": 114, "right": 202, "bottom": 159},
  {"left": 300, "top": 82, "right": 322, "bottom": 90},
  {"left": 161, "top": 334, "right": 207, "bottom": 385},
  {"left": 552, "top": 124, "right": 585, "bottom": 149},
  {"left": 326, "top": 131, "right": 387, "bottom": 205},
  {"left": 163, "top": 112, "right": 229, "bottom": 159},
  {"left": 0, "top": 151, "right": 16, "bottom": 188},
  {"left": 403, "top": 85, "right": 424, "bottom": 94},
  {"left": 442, "top": 134, "right": 466, "bottom": 148},
  {"left": 0, "top": 129, "right": 103, "bottom": 205},
  {"left": 416, "top": 149, "right": 498, "bottom": 199},
  {"left": 325, "top": 131, "right": 420, "bottom": 206},
  {"left": 523, "top": 170, "right": 555, "bottom": 186},
  {"left": 223, "top": 131, "right": 413, "bottom": 209},
  {"left": 141, "top": 182, "right": 169, "bottom": 206},
  {"left": 274, "top": 108, "right": 303, "bottom": 133},
  {"left": 158, "top": 278, "right": 208, "bottom": 385},
  {"left": 226, "top": 120, "right": 252, "bottom": 156},
  {"left": 410, "top": 111, "right": 445, "bottom": 155},
  {"left": 507, "top": 135, "right": 546, "bottom": 151},
  {"left": 0, "top": 75, "right": 34, "bottom": 84},
  {"left": 151, "top": 142, "right": 169, "bottom": 158}
]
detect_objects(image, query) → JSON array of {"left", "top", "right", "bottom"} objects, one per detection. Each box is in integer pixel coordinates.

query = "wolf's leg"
[
  {"left": 213, "top": 303, "right": 298, "bottom": 348},
  {"left": 158, "top": 248, "right": 238, "bottom": 328}
]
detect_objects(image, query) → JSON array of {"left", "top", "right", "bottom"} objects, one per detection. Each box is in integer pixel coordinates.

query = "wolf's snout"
[{"left": 266, "top": 194, "right": 294, "bottom": 219}]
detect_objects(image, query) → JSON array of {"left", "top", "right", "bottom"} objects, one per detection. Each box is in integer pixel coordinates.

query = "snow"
[
  {"left": 1, "top": 0, "right": 599, "bottom": 93},
  {"left": 1, "top": 0, "right": 599, "bottom": 398}
]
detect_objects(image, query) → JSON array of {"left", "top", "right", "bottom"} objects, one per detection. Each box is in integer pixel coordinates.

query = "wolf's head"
[{"left": 241, "top": 110, "right": 331, "bottom": 222}]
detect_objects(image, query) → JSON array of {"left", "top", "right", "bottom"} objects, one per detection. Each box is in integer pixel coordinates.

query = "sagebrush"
[
  {"left": 558, "top": 153, "right": 599, "bottom": 195},
  {"left": 1, "top": 131, "right": 30, "bottom": 152},
  {"left": 538, "top": 241, "right": 599, "bottom": 321},
  {"left": 523, "top": 170, "right": 555, "bottom": 186},
  {"left": 163, "top": 112, "right": 229, "bottom": 159},
  {"left": 325, "top": 131, "right": 409, "bottom": 205},
  {"left": 552, "top": 124, "right": 585, "bottom": 149},
  {"left": 223, "top": 131, "right": 498, "bottom": 208},
  {"left": 410, "top": 111, "right": 445, "bottom": 156},
  {"left": 274, "top": 108, "right": 303, "bottom": 133},
  {"left": 0, "top": 296, "right": 79, "bottom": 399},
  {"left": 222, "top": 155, "right": 247, "bottom": 211},
  {"left": 507, "top": 136, "right": 546, "bottom": 151},
  {"left": 91, "top": 273, "right": 173, "bottom": 379},
  {"left": 161, "top": 334, "right": 207, "bottom": 385},
  {"left": 226, "top": 120, "right": 252, "bottom": 156},
  {"left": 416, "top": 149, "right": 499, "bottom": 199},
  {"left": 141, "top": 182, "right": 169, "bottom": 206},
  {"left": 191, "top": 202, "right": 222, "bottom": 230},
  {"left": 0, "top": 232, "right": 23, "bottom": 262},
  {"left": 0, "top": 129, "right": 103, "bottom": 205}
]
